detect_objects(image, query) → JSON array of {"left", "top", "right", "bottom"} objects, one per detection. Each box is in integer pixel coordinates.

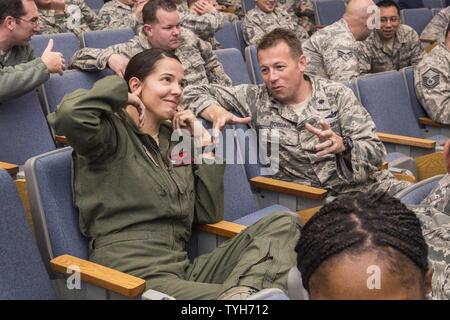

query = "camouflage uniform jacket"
[
  {"left": 278, "top": 0, "right": 316, "bottom": 33},
  {"left": 70, "top": 28, "right": 232, "bottom": 86},
  {"left": 177, "top": 2, "right": 227, "bottom": 49},
  {"left": 414, "top": 43, "right": 450, "bottom": 125},
  {"left": 421, "top": 6, "right": 450, "bottom": 43},
  {"left": 408, "top": 174, "right": 450, "bottom": 300},
  {"left": 38, "top": 0, "right": 105, "bottom": 38},
  {"left": 184, "top": 76, "right": 410, "bottom": 196},
  {"left": 0, "top": 45, "right": 49, "bottom": 102},
  {"left": 98, "top": 0, "right": 140, "bottom": 31},
  {"left": 357, "top": 24, "right": 423, "bottom": 74},
  {"left": 241, "top": 6, "right": 309, "bottom": 46},
  {"left": 302, "top": 19, "right": 360, "bottom": 82}
]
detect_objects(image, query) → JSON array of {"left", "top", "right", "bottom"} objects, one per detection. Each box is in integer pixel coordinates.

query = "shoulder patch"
[
  {"left": 337, "top": 50, "right": 353, "bottom": 61},
  {"left": 422, "top": 68, "right": 441, "bottom": 89}
]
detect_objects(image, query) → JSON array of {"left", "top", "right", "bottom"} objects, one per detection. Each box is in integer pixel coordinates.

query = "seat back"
[
  {"left": 314, "top": 0, "right": 346, "bottom": 25},
  {"left": 81, "top": 28, "right": 135, "bottom": 49},
  {"left": 25, "top": 147, "right": 88, "bottom": 277},
  {"left": 431, "top": 7, "right": 442, "bottom": 15},
  {"left": 0, "top": 90, "right": 56, "bottom": 165},
  {"left": 215, "top": 21, "right": 241, "bottom": 52},
  {"left": 215, "top": 48, "right": 251, "bottom": 85},
  {"left": 422, "top": 0, "right": 444, "bottom": 8},
  {"left": 402, "top": 66, "right": 428, "bottom": 126},
  {"left": 245, "top": 45, "right": 264, "bottom": 85},
  {"left": 400, "top": 8, "right": 433, "bottom": 34},
  {"left": 356, "top": 71, "right": 424, "bottom": 138},
  {"left": 396, "top": 174, "right": 444, "bottom": 204},
  {"left": 234, "top": 21, "right": 247, "bottom": 55},
  {"left": 0, "top": 170, "right": 56, "bottom": 299},
  {"left": 241, "top": 0, "right": 256, "bottom": 14},
  {"left": 31, "top": 33, "right": 80, "bottom": 67},
  {"left": 84, "top": 0, "right": 104, "bottom": 10},
  {"left": 42, "top": 69, "right": 114, "bottom": 114}
]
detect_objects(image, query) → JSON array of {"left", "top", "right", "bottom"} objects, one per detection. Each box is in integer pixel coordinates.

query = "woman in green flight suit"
[{"left": 48, "top": 48, "right": 301, "bottom": 299}]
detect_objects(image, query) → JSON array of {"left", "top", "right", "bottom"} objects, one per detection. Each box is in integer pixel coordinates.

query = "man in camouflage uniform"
[
  {"left": 98, "top": 0, "right": 147, "bottom": 31},
  {"left": 70, "top": 0, "right": 231, "bottom": 87},
  {"left": 0, "top": 0, "right": 65, "bottom": 101},
  {"left": 241, "top": 0, "right": 309, "bottom": 46},
  {"left": 357, "top": 0, "right": 423, "bottom": 74},
  {"left": 34, "top": 0, "right": 105, "bottom": 38},
  {"left": 407, "top": 139, "right": 450, "bottom": 300},
  {"left": 278, "top": 0, "right": 316, "bottom": 34},
  {"left": 184, "top": 28, "right": 410, "bottom": 196},
  {"left": 302, "top": 0, "right": 374, "bottom": 82},
  {"left": 421, "top": 6, "right": 450, "bottom": 43},
  {"left": 414, "top": 22, "right": 450, "bottom": 125}
]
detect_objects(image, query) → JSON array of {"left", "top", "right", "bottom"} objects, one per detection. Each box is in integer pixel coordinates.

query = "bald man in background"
[{"left": 302, "top": 0, "right": 375, "bottom": 82}]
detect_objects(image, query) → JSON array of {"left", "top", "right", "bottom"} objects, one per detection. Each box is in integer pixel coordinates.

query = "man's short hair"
[
  {"left": 257, "top": 28, "right": 303, "bottom": 59},
  {"left": 0, "top": 0, "right": 26, "bottom": 23},
  {"left": 376, "top": 0, "right": 401, "bottom": 16},
  {"left": 142, "top": 0, "right": 177, "bottom": 24}
]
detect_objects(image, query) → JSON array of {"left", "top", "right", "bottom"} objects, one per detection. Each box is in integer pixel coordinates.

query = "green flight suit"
[
  {"left": 0, "top": 45, "right": 49, "bottom": 102},
  {"left": 47, "top": 76, "right": 301, "bottom": 299}
]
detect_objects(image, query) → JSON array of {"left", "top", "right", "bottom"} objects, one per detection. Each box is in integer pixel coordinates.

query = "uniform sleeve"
[
  {"left": 421, "top": 10, "right": 448, "bottom": 41},
  {"left": 47, "top": 76, "right": 128, "bottom": 162},
  {"left": 78, "top": 0, "right": 105, "bottom": 31},
  {"left": 335, "top": 87, "right": 386, "bottom": 183},
  {"left": 355, "top": 41, "right": 373, "bottom": 75},
  {"left": 414, "top": 61, "right": 450, "bottom": 124},
  {"left": 0, "top": 58, "right": 49, "bottom": 102},
  {"left": 180, "top": 11, "right": 226, "bottom": 41},
  {"left": 408, "top": 30, "right": 424, "bottom": 66},
  {"left": 241, "top": 15, "right": 264, "bottom": 46},
  {"left": 197, "top": 37, "right": 232, "bottom": 86},
  {"left": 183, "top": 83, "right": 259, "bottom": 120},
  {"left": 302, "top": 38, "right": 328, "bottom": 79},
  {"left": 192, "top": 162, "right": 225, "bottom": 224}
]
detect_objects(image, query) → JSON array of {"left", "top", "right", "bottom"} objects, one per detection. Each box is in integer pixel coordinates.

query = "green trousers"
[{"left": 89, "top": 212, "right": 301, "bottom": 299}]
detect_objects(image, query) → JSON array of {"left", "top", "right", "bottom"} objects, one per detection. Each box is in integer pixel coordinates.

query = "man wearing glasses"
[
  {"left": 0, "top": 0, "right": 65, "bottom": 102},
  {"left": 357, "top": 0, "right": 423, "bottom": 74}
]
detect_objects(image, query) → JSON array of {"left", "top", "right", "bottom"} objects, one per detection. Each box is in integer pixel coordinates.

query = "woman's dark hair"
[
  {"left": 0, "top": 0, "right": 26, "bottom": 23},
  {"left": 123, "top": 48, "right": 181, "bottom": 91},
  {"left": 296, "top": 192, "right": 429, "bottom": 292}
]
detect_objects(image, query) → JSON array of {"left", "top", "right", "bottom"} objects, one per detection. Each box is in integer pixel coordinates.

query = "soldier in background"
[
  {"left": 357, "top": 0, "right": 423, "bottom": 74},
  {"left": 70, "top": 0, "right": 232, "bottom": 87},
  {"left": 415, "top": 22, "right": 450, "bottom": 125},
  {"left": 421, "top": 6, "right": 450, "bottom": 44},
  {"left": 0, "top": 0, "right": 65, "bottom": 101},
  {"left": 278, "top": 0, "right": 316, "bottom": 34},
  {"left": 242, "top": 0, "right": 309, "bottom": 46},
  {"left": 302, "top": 0, "right": 374, "bottom": 82},
  {"left": 34, "top": 0, "right": 105, "bottom": 37},
  {"left": 98, "top": 0, "right": 147, "bottom": 31},
  {"left": 184, "top": 28, "right": 410, "bottom": 196}
]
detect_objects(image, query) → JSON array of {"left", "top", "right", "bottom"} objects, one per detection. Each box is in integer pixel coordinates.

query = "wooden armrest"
[
  {"left": 0, "top": 161, "right": 19, "bottom": 176},
  {"left": 249, "top": 176, "right": 328, "bottom": 200},
  {"left": 420, "top": 37, "right": 436, "bottom": 43},
  {"left": 419, "top": 117, "right": 450, "bottom": 128},
  {"left": 382, "top": 161, "right": 388, "bottom": 170},
  {"left": 424, "top": 42, "right": 438, "bottom": 53},
  {"left": 197, "top": 220, "right": 246, "bottom": 238},
  {"left": 50, "top": 254, "right": 146, "bottom": 298},
  {"left": 297, "top": 206, "right": 322, "bottom": 225},
  {"left": 315, "top": 24, "right": 326, "bottom": 29},
  {"left": 415, "top": 151, "right": 446, "bottom": 181},
  {"left": 392, "top": 173, "right": 416, "bottom": 183},
  {"left": 55, "top": 135, "right": 68, "bottom": 144},
  {"left": 377, "top": 132, "right": 436, "bottom": 149}
]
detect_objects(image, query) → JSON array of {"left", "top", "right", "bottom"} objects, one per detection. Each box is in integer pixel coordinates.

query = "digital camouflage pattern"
[
  {"left": 278, "top": 0, "right": 316, "bottom": 33},
  {"left": 241, "top": 5, "right": 309, "bottom": 46},
  {"left": 177, "top": 1, "right": 227, "bottom": 49},
  {"left": 302, "top": 19, "right": 360, "bottom": 82},
  {"left": 38, "top": 0, "right": 105, "bottom": 38},
  {"left": 98, "top": 0, "right": 140, "bottom": 31},
  {"left": 184, "top": 76, "right": 410, "bottom": 196},
  {"left": 408, "top": 174, "right": 450, "bottom": 300},
  {"left": 421, "top": 6, "right": 450, "bottom": 43},
  {"left": 70, "top": 28, "right": 232, "bottom": 86},
  {"left": 414, "top": 43, "right": 450, "bottom": 124},
  {"left": 357, "top": 24, "right": 423, "bottom": 74}
]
